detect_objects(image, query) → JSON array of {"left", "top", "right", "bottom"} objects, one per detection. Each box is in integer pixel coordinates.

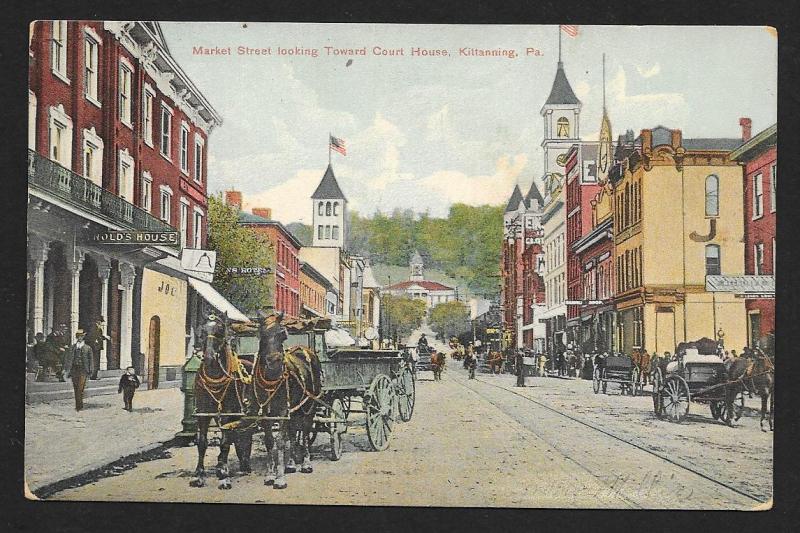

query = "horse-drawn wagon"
[
  {"left": 310, "top": 341, "right": 416, "bottom": 460},
  {"left": 592, "top": 354, "right": 642, "bottom": 396},
  {"left": 651, "top": 338, "right": 744, "bottom": 424}
]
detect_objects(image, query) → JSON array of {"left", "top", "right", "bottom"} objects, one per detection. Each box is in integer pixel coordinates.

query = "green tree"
[
  {"left": 207, "top": 195, "right": 275, "bottom": 315},
  {"left": 429, "top": 300, "right": 470, "bottom": 340},
  {"left": 382, "top": 294, "right": 427, "bottom": 341}
]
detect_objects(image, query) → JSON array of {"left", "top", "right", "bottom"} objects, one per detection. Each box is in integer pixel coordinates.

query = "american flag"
[
  {"left": 560, "top": 24, "right": 579, "bottom": 37},
  {"left": 330, "top": 135, "right": 347, "bottom": 156}
]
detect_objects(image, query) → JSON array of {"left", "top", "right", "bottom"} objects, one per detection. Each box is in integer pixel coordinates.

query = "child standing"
[{"left": 118, "top": 366, "right": 140, "bottom": 411}]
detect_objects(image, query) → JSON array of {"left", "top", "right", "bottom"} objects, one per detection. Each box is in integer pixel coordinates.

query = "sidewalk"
[{"left": 25, "top": 387, "right": 184, "bottom": 494}]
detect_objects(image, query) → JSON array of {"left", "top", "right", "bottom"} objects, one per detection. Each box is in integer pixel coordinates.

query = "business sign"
[
  {"left": 181, "top": 248, "right": 217, "bottom": 274},
  {"left": 92, "top": 231, "right": 179, "bottom": 246},
  {"left": 485, "top": 328, "right": 498, "bottom": 334},
  {"left": 224, "top": 266, "right": 272, "bottom": 276},
  {"left": 705, "top": 275, "right": 774, "bottom": 295}
]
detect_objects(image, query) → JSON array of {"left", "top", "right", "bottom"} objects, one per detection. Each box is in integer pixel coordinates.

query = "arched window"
[
  {"left": 325, "top": 201, "right": 331, "bottom": 216},
  {"left": 556, "top": 117, "right": 569, "bottom": 138},
  {"left": 624, "top": 183, "right": 631, "bottom": 228},
  {"left": 318, "top": 202, "right": 324, "bottom": 216},
  {"left": 333, "top": 202, "right": 339, "bottom": 216},
  {"left": 705, "top": 175, "right": 719, "bottom": 216},
  {"left": 705, "top": 244, "right": 721, "bottom": 276}
]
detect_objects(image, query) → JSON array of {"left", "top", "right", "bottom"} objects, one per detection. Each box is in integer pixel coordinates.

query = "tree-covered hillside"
[{"left": 288, "top": 203, "right": 503, "bottom": 298}]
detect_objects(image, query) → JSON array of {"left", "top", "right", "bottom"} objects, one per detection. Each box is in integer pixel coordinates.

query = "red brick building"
[
  {"left": 226, "top": 191, "right": 302, "bottom": 318},
  {"left": 27, "top": 21, "right": 221, "bottom": 382},
  {"left": 564, "top": 143, "right": 603, "bottom": 347},
  {"left": 730, "top": 120, "right": 776, "bottom": 349}
]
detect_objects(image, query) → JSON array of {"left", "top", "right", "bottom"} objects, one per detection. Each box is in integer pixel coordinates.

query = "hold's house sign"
[
  {"left": 93, "top": 230, "right": 179, "bottom": 246},
  {"left": 705, "top": 275, "right": 774, "bottom": 295}
]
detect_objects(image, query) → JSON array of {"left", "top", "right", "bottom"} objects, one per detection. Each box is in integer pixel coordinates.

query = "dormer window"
[{"left": 557, "top": 117, "right": 570, "bottom": 138}]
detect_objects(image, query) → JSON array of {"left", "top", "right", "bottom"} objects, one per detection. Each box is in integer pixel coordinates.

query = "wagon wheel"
[
  {"left": 601, "top": 369, "right": 608, "bottom": 394},
  {"left": 395, "top": 366, "right": 415, "bottom": 422},
  {"left": 661, "top": 375, "right": 690, "bottom": 423},
  {"left": 652, "top": 368, "right": 664, "bottom": 418},
  {"left": 592, "top": 368, "right": 601, "bottom": 394},
  {"left": 364, "top": 374, "right": 396, "bottom": 451},
  {"left": 329, "top": 397, "right": 345, "bottom": 461}
]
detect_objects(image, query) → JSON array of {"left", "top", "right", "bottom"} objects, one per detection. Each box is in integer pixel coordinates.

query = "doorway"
[
  {"left": 147, "top": 316, "right": 160, "bottom": 389},
  {"left": 748, "top": 312, "right": 761, "bottom": 349}
]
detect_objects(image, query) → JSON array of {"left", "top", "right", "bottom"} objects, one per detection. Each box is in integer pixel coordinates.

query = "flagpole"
[
  {"left": 558, "top": 25, "right": 561, "bottom": 63},
  {"left": 328, "top": 132, "right": 331, "bottom": 166},
  {"left": 602, "top": 53, "right": 606, "bottom": 112}
]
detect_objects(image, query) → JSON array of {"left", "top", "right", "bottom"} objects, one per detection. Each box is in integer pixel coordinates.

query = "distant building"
[
  {"left": 311, "top": 164, "right": 347, "bottom": 248},
  {"left": 384, "top": 251, "right": 456, "bottom": 308},
  {"left": 300, "top": 261, "right": 334, "bottom": 318}
]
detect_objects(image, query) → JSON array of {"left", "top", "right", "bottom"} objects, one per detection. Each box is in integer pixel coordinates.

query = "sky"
[{"left": 161, "top": 23, "right": 777, "bottom": 225}]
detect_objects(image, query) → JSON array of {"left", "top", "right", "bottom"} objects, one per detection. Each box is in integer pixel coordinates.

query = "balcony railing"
[{"left": 28, "top": 149, "right": 176, "bottom": 236}]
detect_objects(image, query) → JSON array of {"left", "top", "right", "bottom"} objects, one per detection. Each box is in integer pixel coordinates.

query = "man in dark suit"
[
  {"left": 64, "top": 329, "right": 93, "bottom": 411},
  {"left": 85, "top": 317, "right": 110, "bottom": 380}
]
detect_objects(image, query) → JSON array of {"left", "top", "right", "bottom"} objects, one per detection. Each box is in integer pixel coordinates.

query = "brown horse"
[
  {"left": 487, "top": 351, "right": 504, "bottom": 374},
  {"left": 726, "top": 352, "right": 774, "bottom": 431},
  {"left": 246, "top": 310, "right": 323, "bottom": 489},
  {"left": 430, "top": 351, "right": 445, "bottom": 381},
  {"left": 190, "top": 314, "right": 252, "bottom": 490},
  {"left": 631, "top": 349, "right": 652, "bottom": 386}
]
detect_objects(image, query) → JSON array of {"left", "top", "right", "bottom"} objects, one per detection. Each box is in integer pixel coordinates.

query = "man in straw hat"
[{"left": 64, "top": 329, "right": 94, "bottom": 411}]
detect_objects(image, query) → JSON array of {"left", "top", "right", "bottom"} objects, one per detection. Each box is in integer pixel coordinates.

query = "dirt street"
[{"left": 47, "top": 362, "right": 771, "bottom": 509}]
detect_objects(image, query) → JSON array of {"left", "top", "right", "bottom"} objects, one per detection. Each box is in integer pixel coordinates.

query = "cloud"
[
  {"left": 636, "top": 62, "right": 661, "bottom": 78},
  {"left": 417, "top": 154, "right": 528, "bottom": 206},
  {"left": 240, "top": 169, "right": 322, "bottom": 224}
]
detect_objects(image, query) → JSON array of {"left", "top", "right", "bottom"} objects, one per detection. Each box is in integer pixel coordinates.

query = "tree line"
[{"left": 289, "top": 203, "right": 504, "bottom": 298}]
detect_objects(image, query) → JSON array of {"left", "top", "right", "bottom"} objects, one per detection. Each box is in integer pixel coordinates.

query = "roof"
[
  {"left": 729, "top": 123, "right": 777, "bottom": 161},
  {"left": 683, "top": 138, "right": 743, "bottom": 151},
  {"left": 237, "top": 211, "right": 303, "bottom": 249},
  {"left": 637, "top": 126, "right": 742, "bottom": 152},
  {"left": 544, "top": 62, "right": 580, "bottom": 106},
  {"left": 300, "top": 261, "right": 335, "bottom": 290},
  {"left": 386, "top": 280, "right": 454, "bottom": 292},
  {"left": 505, "top": 185, "right": 524, "bottom": 212},
  {"left": 362, "top": 264, "right": 381, "bottom": 289},
  {"left": 311, "top": 164, "right": 347, "bottom": 200},
  {"left": 524, "top": 180, "right": 544, "bottom": 209}
]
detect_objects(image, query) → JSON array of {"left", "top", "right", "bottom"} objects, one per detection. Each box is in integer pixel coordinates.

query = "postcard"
[{"left": 25, "top": 21, "right": 775, "bottom": 509}]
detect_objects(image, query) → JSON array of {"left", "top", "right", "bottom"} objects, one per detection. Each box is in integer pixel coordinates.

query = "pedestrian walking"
[
  {"left": 86, "top": 317, "right": 111, "bottom": 380},
  {"left": 118, "top": 366, "right": 141, "bottom": 411},
  {"left": 64, "top": 329, "right": 93, "bottom": 411},
  {"left": 515, "top": 350, "right": 525, "bottom": 387}
]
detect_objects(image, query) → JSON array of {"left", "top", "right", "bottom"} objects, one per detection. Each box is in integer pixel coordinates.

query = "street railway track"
[{"left": 453, "top": 373, "right": 766, "bottom": 507}]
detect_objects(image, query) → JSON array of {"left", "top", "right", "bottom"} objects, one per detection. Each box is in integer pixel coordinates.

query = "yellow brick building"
[{"left": 611, "top": 127, "right": 746, "bottom": 355}]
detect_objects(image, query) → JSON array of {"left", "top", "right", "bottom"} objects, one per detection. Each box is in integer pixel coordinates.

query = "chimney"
[
  {"left": 740, "top": 117, "right": 752, "bottom": 142},
  {"left": 671, "top": 129, "right": 682, "bottom": 150},
  {"left": 640, "top": 129, "right": 652, "bottom": 155},
  {"left": 252, "top": 207, "right": 272, "bottom": 220},
  {"left": 225, "top": 190, "right": 242, "bottom": 210}
]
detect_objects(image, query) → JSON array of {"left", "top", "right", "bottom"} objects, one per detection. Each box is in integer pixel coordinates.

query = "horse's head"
[
  {"left": 256, "top": 308, "right": 287, "bottom": 377},
  {"left": 202, "top": 314, "right": 228, "bottom": 366}
]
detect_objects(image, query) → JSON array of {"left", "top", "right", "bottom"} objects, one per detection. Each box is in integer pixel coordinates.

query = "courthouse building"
[{"left": 27, "top": 21, "right": 223, "bottom": 390}]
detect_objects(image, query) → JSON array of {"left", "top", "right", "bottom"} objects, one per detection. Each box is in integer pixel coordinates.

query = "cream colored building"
[
  {"left": 139, "top": 268, "right": 187, "bottom": 388},
  {"left": 540, "top": 174, "right": 567, "bottom": 355},
  {"left": 611, "top": 126, "right": 747, "bottom": 355}
]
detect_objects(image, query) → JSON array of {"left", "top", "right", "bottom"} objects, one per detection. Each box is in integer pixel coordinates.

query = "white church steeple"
[{"left": 311, "top": 164, "right": 347, "bottom": 248}]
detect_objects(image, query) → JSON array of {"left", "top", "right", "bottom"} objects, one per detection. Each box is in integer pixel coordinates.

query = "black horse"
[
  {"left": 190, "top": 314, "right": 252, "bottom": 490},
  {"left": 247, "top": 310, "right": 322, "bottom": 489}
]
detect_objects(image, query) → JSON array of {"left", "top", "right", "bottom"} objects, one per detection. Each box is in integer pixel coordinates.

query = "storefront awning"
[{"left": 188, "top": 277, "right": 250, "bottom": 323}]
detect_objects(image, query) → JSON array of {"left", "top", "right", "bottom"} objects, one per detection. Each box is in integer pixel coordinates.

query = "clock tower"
[{"left": 540, "top": 57, "right": 582, "bottom": 181}]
